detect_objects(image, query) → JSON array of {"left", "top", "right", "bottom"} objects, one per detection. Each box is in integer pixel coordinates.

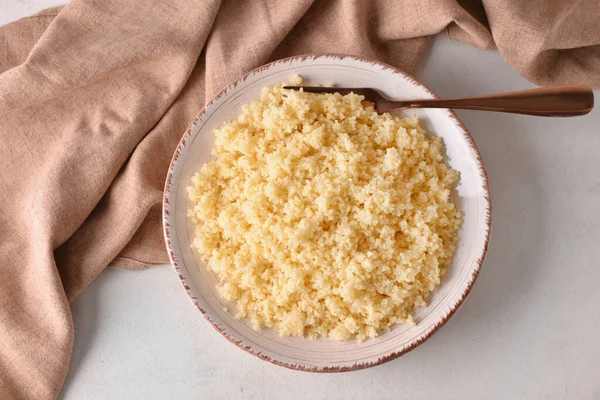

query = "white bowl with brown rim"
[{"left": 163, "top": 54, "right": 491, "bottom": 372}]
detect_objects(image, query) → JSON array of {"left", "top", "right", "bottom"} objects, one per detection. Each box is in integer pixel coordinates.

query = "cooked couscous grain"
[{"left": 187, "top": 77, "right": 461, "bottom": 341}]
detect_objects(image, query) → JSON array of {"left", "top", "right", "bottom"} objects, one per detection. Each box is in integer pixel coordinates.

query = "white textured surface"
[
  {"left": 0, "top": 0, "right": 64, "bottom": 25},
  {"left": 4, "top": 3, "right": 600, "bottom": 399}
]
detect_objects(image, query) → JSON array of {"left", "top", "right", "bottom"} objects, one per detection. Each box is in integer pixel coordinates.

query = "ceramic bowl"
[{"left": 163, "top": 54, "right": 491, "bottom": 371}]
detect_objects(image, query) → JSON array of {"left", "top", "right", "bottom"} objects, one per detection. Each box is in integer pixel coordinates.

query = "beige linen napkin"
[{"left": 0, "top": 0, "right": 598, "bottom": 398}]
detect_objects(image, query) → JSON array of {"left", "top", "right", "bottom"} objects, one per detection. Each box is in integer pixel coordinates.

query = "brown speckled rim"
[{"left": 162, "top": 54, "right": 492, "bottom": 372}]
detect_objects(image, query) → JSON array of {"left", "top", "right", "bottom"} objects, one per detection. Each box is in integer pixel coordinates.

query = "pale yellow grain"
[{"left": 187, "top": 77, "right": 462, "bottom": 341}]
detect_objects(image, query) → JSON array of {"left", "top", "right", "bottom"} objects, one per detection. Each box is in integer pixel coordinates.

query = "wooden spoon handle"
[{"left": 396, "top": 85, "right": 594, "bottom": 117}]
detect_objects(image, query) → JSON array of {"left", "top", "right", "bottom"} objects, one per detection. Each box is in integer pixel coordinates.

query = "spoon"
[{"left": 283, "top": 85, "right": 594, "bottom": 117}]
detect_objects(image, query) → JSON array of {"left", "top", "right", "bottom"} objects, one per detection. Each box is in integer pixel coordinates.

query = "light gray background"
[{"left": 3, "top": 3, "right": 600, "bottom": 400}]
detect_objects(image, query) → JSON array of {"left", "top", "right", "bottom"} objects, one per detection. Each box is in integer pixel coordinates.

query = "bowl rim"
[{"left": 163, "top": 53, "right": 492, "bottom": 372}]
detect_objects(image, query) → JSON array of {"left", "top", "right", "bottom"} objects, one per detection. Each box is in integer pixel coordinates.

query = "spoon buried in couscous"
[{"left": 187, "top": 76, "right": 462, "bottom": 341}]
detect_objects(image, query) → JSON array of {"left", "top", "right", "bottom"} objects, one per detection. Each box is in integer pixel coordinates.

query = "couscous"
[{"left": 187, "top": 77, "right": 461, "bottom": 341}]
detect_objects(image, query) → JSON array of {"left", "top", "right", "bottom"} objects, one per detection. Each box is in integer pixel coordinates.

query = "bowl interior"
[{"left": 164, "top": 55, "right": 490, "bottom": 370}]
